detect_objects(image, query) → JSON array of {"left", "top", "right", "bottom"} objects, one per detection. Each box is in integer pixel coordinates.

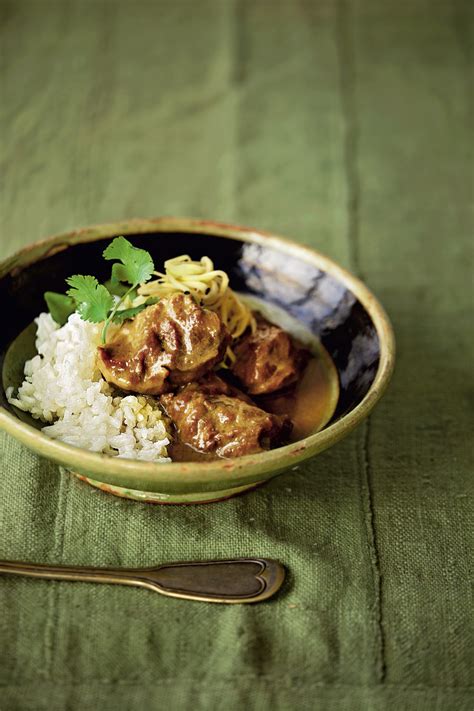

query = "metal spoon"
[{"left": 0, "top": 557, "right": 285, "bottom": 603}]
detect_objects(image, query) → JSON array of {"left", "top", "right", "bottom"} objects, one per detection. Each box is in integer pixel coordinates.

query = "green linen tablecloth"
[{"left": 0, "top": 1, "right": 472, "bottom": 709}]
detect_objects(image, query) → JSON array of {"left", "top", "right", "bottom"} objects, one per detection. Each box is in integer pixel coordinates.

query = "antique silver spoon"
[{"left": 0, "top": 557, "right": 285, "bottom": 603}]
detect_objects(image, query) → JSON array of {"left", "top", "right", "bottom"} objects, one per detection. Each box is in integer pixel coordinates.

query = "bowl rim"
[{"left": 0, "top": 217, "right": 395, "bottom": 490}]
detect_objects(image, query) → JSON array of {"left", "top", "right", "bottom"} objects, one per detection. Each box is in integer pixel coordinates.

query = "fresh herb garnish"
[
  {"left": 66, "top": 275, "right": 114, "bottom": 323},
  {"left": 100, "top": 237, "right": 155, "bottom": 342},
  {"left": 103, "top": 236, "right": 154, "bottom": 288},
  {"left": 104, "top": 278, "right": 131, "bottom": 298},
  {"left": 110, "top": 305, "right": 150, "bottom": 323},
  {"left": 44, "top": 236, "right": 156, "bottom": 342},
  {"left": 44, "top": 292, "right": 76, "bottom": 326},
  {"left": 110, "top": 298, "right": 159, "bottom": 325}
]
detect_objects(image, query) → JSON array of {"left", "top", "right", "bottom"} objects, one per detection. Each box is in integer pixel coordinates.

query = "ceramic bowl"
[{"left": 0, "top": 218, "right": 395, "bottom": 504}]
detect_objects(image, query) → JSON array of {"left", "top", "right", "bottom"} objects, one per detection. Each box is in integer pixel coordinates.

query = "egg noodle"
[{"left": 137, "top": 255, "right": 256, "bottom": 364}]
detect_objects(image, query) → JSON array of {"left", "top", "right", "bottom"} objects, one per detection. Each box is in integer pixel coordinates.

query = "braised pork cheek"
[
  {"left": 160, "top": 375, "right": 292, "bottom": 458},
  {"left": 232, "top": 319, "right": 309, "bottom": 395},
  {"left": 180, "top": 372, "right": 254, "bottom": 403},
  {"left": 97, "top": 293, "right": 230, "bottom": 395}
]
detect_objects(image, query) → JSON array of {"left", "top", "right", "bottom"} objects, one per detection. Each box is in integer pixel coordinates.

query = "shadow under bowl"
[{"left": 0, "top": 218, "right": 395, "bottom": 504}]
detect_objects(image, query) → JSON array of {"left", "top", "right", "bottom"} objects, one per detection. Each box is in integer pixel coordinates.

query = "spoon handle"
[{"left": 0, "top": 557, "right": 285, "bottom": 604}]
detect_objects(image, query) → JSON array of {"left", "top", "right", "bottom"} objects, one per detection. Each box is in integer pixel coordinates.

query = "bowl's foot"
[{"left": 66, "top": 469, "right": 263, "bottom": 504}]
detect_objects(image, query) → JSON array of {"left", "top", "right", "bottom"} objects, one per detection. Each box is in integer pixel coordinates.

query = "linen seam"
[
  {"left": 361, "top": 419, "right": 386, "bottom": 683},
  {"left": 335, "top": 0, "right": 386, "bottom": 682}
]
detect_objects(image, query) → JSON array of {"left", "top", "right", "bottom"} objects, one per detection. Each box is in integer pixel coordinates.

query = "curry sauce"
[{"left": 256, "top": 347, "right": 339, "bottom": 442}]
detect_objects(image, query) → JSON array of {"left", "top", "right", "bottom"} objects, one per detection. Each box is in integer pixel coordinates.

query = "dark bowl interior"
[{"left": 0, "top": 230, "right": 380, "bottom": 426}]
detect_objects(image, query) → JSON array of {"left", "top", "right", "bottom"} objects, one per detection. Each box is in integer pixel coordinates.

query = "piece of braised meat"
[
  {"left": 178, "top": 373, "right": 255, "bottom": 403},
  {"left": 160, "top": 374, "right": 292, "bottom": 458},
  {"left": 232, "top": 318, "right": 309, "bottom": 395},
  {"left": 97, "top": 293, "right": 230, "bottom": 395}
]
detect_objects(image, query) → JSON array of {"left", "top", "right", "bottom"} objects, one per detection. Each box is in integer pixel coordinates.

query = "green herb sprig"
[{"left": 44, "top": 236, "right": 157, "bottom": 343}]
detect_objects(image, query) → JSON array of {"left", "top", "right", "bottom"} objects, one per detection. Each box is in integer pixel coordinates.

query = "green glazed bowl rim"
[{"left": 0, "top": 218, "right": 396, "bottom": 492}]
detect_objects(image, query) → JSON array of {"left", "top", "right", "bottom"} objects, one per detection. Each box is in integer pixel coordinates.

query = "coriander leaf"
[
  {"left": 112, "top": 305, "right": 149, "bottom": 323},
  {"left": 110, "top": 261, "right": 129, "bottom": 287},
  {"left": 103, "top": 236, "right": 154, "bottom": 286},
  {"left": 44, "top": 291, "right": 76, "bottom": 326},
  {"left": 111, "top": 297, "right": 159, "bottom": 324},
  {"left": 66, "top": 275, "right": 113, "bottom": 323},
  {"left": 104, "top": 276, "right": 131, "bottom": 298}
]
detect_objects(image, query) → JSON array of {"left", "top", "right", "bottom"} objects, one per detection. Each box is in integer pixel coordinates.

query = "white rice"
[{"left": 6, "top": 312, "right": 172, "bottom": 462}]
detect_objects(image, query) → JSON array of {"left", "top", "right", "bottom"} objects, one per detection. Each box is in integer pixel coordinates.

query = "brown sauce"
[
  {"left": 256, "top": 349, "right": 339, "bottom": 442},
  {"left": 168, "top": 439, "right": 220, "bottom": 463},
  {"left": 167, "top": 346, "right": 339, "bottom": 460}
]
